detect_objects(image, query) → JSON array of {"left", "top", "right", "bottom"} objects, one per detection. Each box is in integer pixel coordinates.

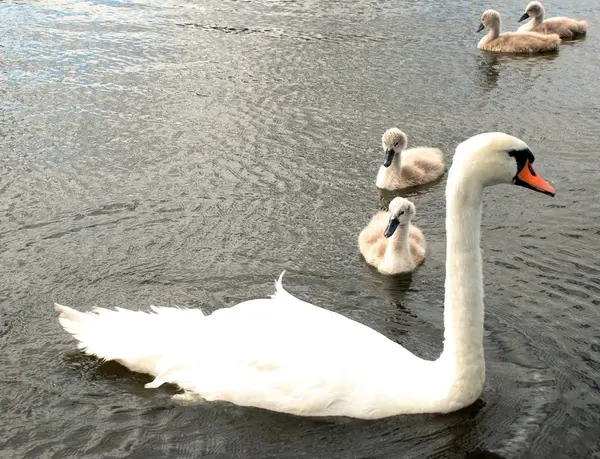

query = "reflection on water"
[
  {"left": 1, "top": 0, "right": 600, "bottom": 457},
  {"left": 476, "top": 50, "right": 561, "bottom": 91},
  {"left": 477, "top": 57, "right": 502, "bottom": 91}
]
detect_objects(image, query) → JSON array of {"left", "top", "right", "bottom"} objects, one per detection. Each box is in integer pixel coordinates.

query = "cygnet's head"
[
  {"left": 452, "top": 132, "right": 555, "bottom": 196},
  {"left": 519, "top": 1, "right": 544, "bottom": 22},
  {"left": 381, "top": 128, "right": 408, "bottom": 167},
  {"left": 384, "top": 197, "right": 416, "bottom": 238},
  {"left": 477, "top": 9, "right": 501, "bottom": 33}
]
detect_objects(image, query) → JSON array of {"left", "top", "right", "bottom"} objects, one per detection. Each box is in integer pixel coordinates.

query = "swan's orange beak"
[{"left": 514, "top": 160, "right": 555, "bottom": 196}]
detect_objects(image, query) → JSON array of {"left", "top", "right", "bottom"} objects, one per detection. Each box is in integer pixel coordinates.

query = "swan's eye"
[
  {"left": 508, "top": 148, "right": 535, "bottom": 162},
  {"left": 508, "top": 148, "right": 536, "bottom": 176},
  {"left": 398, "top": 211, "right": 405, "bottom": 216},
  {"left": 394, "top": 142, "right": 399, "bottom": 147}
]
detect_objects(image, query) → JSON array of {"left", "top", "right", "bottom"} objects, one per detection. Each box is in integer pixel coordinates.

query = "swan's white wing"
[{"left": 145, "top": 274, "right": 427, "bottom": 416}]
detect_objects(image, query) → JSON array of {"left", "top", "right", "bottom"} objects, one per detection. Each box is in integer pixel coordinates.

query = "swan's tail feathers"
[
  {"left": 55, "top": 303, "right": 85, "bottom": 324},
  {"left": 55, "top": 303, "right": 100, "bottom": 345},
  {"left": 55, "top": 303, "right": 207, "bottom": 378}
]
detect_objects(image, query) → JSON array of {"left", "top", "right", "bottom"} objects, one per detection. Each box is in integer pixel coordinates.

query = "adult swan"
[{"left": 56, "top": 132, "right": 556, "bottom": 419}]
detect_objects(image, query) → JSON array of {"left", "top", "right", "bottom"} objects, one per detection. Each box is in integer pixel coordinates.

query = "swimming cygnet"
[
  {"left": 518, "top": 2, "right": 588, "bottom": 39},
  {"left": 477, "top": 9, "right": 560, "bottom": 53},
  {"left": 376, "top": 128, "right": 444, "bottom": 190},
  {"left": 358, "top": 197, "right": 425, "bottom": 275}
]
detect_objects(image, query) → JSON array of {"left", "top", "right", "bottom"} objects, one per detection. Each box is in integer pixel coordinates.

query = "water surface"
[{"left": 1, "top": 0, "right": 600, "bottom": 457}]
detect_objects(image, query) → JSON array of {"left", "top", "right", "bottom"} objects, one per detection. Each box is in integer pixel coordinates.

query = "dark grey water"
[{"left": 1, "top": 0, "right": 600, "bottom": 457}]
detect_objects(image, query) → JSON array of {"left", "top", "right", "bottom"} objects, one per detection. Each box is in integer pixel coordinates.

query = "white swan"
[
  {"left": 477, "top": 9, "right": 561, "bottom": 53},
  {"left": 358, "top": 197, "right": 426, "bottom": 275},
  {"left": 376, "top": 128, "right": 445, "bottom": 190},
  {"left": 56, "top": 132, "right": 556, "bottom": 419},
  {"left": 518, "top": 2, "right": 588, "bottom": 39}
]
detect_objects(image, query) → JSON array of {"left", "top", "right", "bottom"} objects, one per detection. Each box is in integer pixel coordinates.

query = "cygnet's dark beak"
[
  {"left": 384, "top": 217, "right": 401, "bottom": 238},
  {"left": 476, "top": 23, "right": 485, "bottom": 33},
  {"left": 383, "top": 149, "right": 395, "bottom": 167},
  {"left": 518, "top": 12, "right": 530, "bottom": 22}
]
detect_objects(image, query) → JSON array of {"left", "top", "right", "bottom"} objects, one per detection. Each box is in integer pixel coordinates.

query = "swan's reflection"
[{"left": 476, "top": 49, "right": 560, "bottom": 91}]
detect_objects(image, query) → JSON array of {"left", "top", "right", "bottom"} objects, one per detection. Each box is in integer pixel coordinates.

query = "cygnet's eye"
[
  {"left": 398, "top": 211, "right": 405, "bottom": 216},
  {"left": 394, "top": 142, "right": 399, "bottom": 147}
]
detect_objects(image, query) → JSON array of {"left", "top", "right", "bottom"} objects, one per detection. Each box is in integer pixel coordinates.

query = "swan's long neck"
[{"left": 439, "top": 162, "right": 485, "bottom": 391}]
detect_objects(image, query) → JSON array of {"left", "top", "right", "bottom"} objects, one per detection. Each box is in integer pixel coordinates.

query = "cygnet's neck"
[
  {"left": 438, "top": 160, "right": 486, "bottom": 395},
  {"left": 486, "top": 22, "right": 501, "bottom": 40},
  {"left": 387, "top": 221, "right": 412, "bottom": 265},
  {"left": 391, "top": 149, "right": 403, "bottom": 169},
  {"left": 532, "top": 10, "right": 545, "bottom": 26}
]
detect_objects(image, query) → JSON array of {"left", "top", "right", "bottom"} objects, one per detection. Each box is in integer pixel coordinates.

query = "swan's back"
[
  {"left": 527, "top": 17, "right": 588, "bottom": 38},
  {"left": 145, "top": 280, "right": 431, "bottom": 417},
  {"left": 479, "top": 31, "right": 560, "bottom": 53}
]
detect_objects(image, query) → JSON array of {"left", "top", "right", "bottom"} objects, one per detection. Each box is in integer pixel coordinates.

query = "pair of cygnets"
[
  {"left": 477, "top": 2, "right": 588, "bottom": 54},
  {"left": 359, "top": 128, "right": 444, "bottom": 275}
]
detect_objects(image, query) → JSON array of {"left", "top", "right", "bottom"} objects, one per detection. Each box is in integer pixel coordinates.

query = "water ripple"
[{"left": 2, "top": 0, "right": 600, "bottom": 457}]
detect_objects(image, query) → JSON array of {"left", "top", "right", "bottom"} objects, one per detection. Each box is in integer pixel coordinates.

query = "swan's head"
[
  {"left": 452, "top": 132, "right": 555, "bottom": 196},
  {"left": 381, "top": 128, "right": 408, "bottom": 167},
  {"left": 519, "top": 1, "right": 544, "bottom": 22},
  {"left": 384, "top": 197, "right": 415, "bottom": 238},
  {"left": 477, "top": 9, "right": 501, "bottom": 33}
]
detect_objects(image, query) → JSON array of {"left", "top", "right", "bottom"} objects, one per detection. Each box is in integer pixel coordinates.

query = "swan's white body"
[
  {"left": 56, "top": 132, "right": 555, "bottom": 419},
  {"left": 57, "top": 281, "right": 446, "bottom": 418}
]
